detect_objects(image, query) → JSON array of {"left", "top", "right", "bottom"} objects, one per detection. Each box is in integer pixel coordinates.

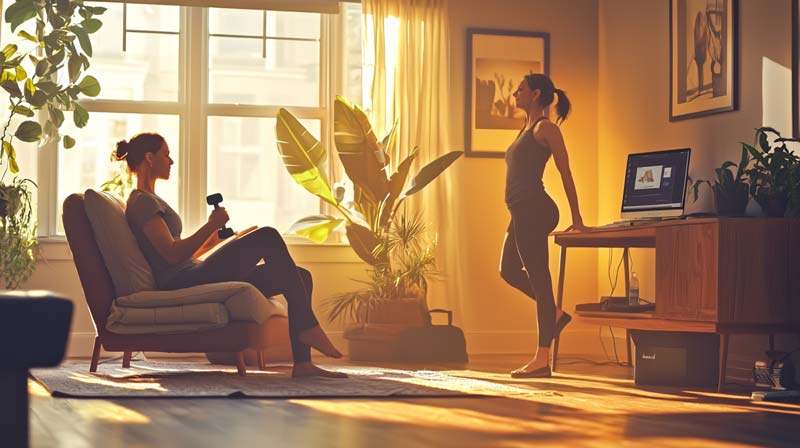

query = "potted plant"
[
  {"left": 688, "top": 144, "right": 751, "bottom": 216},
  {"left": 0, "top": 1, "right": 105, "bottom": 288},
  {"left": 274, "top": 96, "right": 461, "bottom": 320},
  {"left": 744, "top": 127, "right": 800, "bottom": 217}
]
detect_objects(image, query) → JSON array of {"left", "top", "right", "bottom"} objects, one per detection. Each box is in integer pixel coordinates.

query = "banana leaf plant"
[{"left": 276, "top": 95, "right": 462, "bottom": 266}]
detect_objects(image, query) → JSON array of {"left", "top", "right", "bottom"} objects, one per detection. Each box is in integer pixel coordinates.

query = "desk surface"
[{"left": 550, "top": 217, "right": 788, "bottom": 247}]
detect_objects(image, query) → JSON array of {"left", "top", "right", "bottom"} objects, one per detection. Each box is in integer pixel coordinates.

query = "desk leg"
[
  {"left": 626, "top": 330, "right": 633, "bottom": 366},
  {"left": 553, "top": 246, "right": 568, "bottom": 372},
  {"left": 718, "top": 334, "right": 729, "bottom": 393}
]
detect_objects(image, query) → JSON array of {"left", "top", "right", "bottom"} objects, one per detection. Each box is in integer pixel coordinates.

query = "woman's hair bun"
[{"left": 114, "top": 140, "right": 129, "bottom": 160}]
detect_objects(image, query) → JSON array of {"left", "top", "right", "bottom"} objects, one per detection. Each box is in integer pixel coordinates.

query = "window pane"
[
  {"left": 207, "top": 116, "right": 320, "bottom": 233},
  {"left": 266, "top": 11, "right": 320, "bottom": 40},
  {"left": 125, "top": 3, "right": 180, "bottom": 32},
  {"left": 82, "top": 2, "right": 180, "bottom": 101},
  {"left": 56, "top": 113, "right": 180, "bottom": 235},
  {"left": 209, "top": 38, "right": 320, "bottom": 106},
  {"left": 210, "top": 8, "right": 262, "bottom": 36}
]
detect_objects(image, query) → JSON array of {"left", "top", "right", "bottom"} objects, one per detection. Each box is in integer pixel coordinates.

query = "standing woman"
[
  {"left": 499, "top": 74, "right": 589, "bottom": 378},
  {"left": 116, "top": 133, "right": 346, "bottom": 378}
]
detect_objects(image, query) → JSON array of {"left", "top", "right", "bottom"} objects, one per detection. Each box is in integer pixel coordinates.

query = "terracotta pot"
[
  {"left": 360, "top": 297, "right": 429, "bottom": 326},
  {"left": 712, "top": 185, "right": 748, "bottom": 216}
]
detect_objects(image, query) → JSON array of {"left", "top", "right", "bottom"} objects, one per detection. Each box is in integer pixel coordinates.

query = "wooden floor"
[{"left": 27, "top": 354, "right": 800, "bottom": 448}]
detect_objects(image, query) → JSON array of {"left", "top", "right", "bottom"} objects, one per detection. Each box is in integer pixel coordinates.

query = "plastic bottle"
[{"left": 628, "top": 271, "right": 640, "bottom": 305}]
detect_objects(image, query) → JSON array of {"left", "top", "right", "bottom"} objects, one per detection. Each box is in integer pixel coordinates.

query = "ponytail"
[{"left": 553, "top": 88, "right": 571, "bottom": 125}]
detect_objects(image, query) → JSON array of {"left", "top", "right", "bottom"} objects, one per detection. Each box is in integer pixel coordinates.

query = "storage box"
[{"left": 630, "top": 330, "right": 719, "bottom": 387}]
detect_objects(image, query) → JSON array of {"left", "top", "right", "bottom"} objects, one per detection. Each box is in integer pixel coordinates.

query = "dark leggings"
[
  {"left": 499, "top": 195, "right": 560, "bottom": 347},
  {"left": 165, "top": 227, "right": 319, "bottom": 363}
]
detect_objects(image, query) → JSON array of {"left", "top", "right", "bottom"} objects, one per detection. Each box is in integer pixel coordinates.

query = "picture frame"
[
  {"left": 465, "top": 28, "right": 550, "bottom": 158},
  {"left": 669, "top": 0, "right": 739, "bottom": 121}
]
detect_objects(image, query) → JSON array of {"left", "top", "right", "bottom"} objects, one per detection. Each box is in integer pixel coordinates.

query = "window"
[{"left": 5, "top": 1, "right": 368, "bottom": 239}]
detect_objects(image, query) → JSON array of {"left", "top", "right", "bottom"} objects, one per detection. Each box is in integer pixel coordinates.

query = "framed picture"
[
  {"left": 465, "top": 28, "right": 549, "bottom": 158},
  {"left": 670, "top": 0, "right": 738, "bottom": 121}
]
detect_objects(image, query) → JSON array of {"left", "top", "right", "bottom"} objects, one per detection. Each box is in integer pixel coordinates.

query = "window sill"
[{"left": 36, "top": 236, "right": 365, "bottom": 264}]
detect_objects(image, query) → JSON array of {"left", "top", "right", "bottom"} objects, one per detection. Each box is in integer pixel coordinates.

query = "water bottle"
[{"left": 628, "top": 271, "right": 640, "bottom": 306}]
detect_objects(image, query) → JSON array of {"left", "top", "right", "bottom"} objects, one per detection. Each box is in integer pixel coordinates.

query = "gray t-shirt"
[{"left": 126, "top": 189, "right": 197, "bottom": 288}]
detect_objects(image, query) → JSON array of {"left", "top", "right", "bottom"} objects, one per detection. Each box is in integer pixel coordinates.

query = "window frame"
[{"left": 36, "top": 3, "right": 350, "bottom": 243}]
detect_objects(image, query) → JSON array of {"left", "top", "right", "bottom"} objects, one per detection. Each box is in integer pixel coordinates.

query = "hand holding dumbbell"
[{"left": 206, "top": 193, "right": 234, "bottom": 239}]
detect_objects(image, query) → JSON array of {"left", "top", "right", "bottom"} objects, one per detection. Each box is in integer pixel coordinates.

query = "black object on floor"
[
  {"left": 0, "top": 291, "right": 73, "bottom": 448},
  {"left": 630, "top": 330, "right": 719, "bottom": 387}
]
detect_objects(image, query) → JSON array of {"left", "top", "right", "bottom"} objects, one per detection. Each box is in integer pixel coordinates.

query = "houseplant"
[
  {"left": 688, "top": 144, "right": 751, "bottom": 216},
  {"left": 275, "top": 96, "right": 461, "bottom": 325},
  {"left": 744, "top": 127, "right": 800, "bottom": 217},
  {"left": 0, "top": 0, "right": 105, "bottom": 288}
]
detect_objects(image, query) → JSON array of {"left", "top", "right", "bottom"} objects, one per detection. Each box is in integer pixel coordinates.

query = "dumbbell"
[{"left": 206, "top": 193, "right": 235, "bottom": 239}]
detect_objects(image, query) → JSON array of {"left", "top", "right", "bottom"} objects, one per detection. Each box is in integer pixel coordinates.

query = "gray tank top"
[
  {"left": 126, "top": 189, "right": 197, "bottom": 288},
  {"left": 505, "top": 116, "right": 551, "bottom": 206}
]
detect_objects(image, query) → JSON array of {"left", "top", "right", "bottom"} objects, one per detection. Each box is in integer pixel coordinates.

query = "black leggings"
[
  {"left": 165, "top": 227, "right": 319, "bottom": 363},
  {"left": 499, "top": 195, "right": 560, "bottom": 347}
]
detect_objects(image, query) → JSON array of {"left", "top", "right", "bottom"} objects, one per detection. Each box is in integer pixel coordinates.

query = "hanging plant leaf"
[
  {"left": 81, "top": 18, "right": 103, "bottom": 33},
  {"left": 73, "top": 103, "right": 89, "bottom": 128},
  {"left": 68, "top": 53, "right": 81, "bottom": 83},
  {"left": 63, "top": 135, "right": 76, "bottom": 149},
  {"left": 14, "top": 66, "right": 27, "bottom": 82},
  {"left": 1, "top": 80, "right": 22, "bottom": 98},
  {"left": 77, "top": 75, "right": 100, "bottom": 97},
  {"left": 11, "top": 104, "right": 35, "bottom": 117},
  {"left": 17, "top": 30, "right": 39, "bottom": 44},
  {"left": 5, "top": 0, "right": 37, "bottom": 32},
  {"left": 68, "top": 25, "right": 93, "bottom": 57},
  {"left": 15, "top": 120, "right": 43, "bottom": 142}
]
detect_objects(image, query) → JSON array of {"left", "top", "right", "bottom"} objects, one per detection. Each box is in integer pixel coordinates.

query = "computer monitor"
[{"left": 620, "top": 148, "right": 691, "bottom": 219}]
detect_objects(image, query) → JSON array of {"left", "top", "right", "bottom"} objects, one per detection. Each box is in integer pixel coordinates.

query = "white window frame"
[{"left": 36, "top": 3, "right": 350, "bottom": 242}]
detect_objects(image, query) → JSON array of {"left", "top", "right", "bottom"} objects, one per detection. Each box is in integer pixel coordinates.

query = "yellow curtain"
[{"left": 361, "top": 0, "right": 464, "bottom": 323}]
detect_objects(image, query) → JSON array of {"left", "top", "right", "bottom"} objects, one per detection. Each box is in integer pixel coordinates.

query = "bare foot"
[
  {"left": 292, "top": 362, "right": 348, "bottom": 378},
  {"left": 299, "top": 325, "right": 343, "bottom": 358},
  {"left": 510, "top": 356, "right": 549, "bottom": 376}
]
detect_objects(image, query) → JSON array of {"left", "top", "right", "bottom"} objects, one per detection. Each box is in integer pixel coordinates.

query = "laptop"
[{"left": 599, "top": 148, "right": 692, "bottom": 227}]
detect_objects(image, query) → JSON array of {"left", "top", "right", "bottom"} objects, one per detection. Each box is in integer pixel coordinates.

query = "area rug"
[{"left": 30, "top": 361, "right": 557, "bottom": 399}]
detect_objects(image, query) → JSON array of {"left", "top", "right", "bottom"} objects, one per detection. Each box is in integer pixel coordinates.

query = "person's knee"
[
  {"left": 254, "top": 226, "right": 286, "bottom": 248},
  {"left": 297, "top": 267, "right": 313, "bottom": 289}
]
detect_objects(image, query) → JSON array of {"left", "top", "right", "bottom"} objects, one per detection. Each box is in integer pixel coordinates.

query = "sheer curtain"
[{"left": 362, "top": 0, "right": 464, "bottom": 322}]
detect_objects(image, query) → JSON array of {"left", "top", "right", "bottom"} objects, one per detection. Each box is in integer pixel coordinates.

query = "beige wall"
[
  {"left": 448, "top": 0, "right": 602, "bottom": 355},
  {"left": 597, "top": 0, "right": 796, "bottom": 355}
]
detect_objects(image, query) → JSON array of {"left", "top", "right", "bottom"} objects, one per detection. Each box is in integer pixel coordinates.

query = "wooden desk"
[{"left": 551, "top": 218, "right": 800, "bottom": 391}]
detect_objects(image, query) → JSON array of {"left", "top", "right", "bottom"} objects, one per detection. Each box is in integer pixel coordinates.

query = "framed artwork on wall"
[
  {"left": 670, "top": 0, "right": 739, "bottom": 121},
  {"left": 465, "top": 28, "right": 549, "bottom": 158}
]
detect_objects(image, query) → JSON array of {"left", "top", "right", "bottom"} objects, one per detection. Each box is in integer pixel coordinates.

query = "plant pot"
[
  {"left": 358, "top": 297, "right": 428, "bottom": 326},
  {"left": 712, "top": 185, "right": 748, "bottom": 216},
  {"left": 0, "top": 197, "right": 7, "bottom": 219},
  {"left": 755, "top": 191, "right": 789, "bottom": 217}
]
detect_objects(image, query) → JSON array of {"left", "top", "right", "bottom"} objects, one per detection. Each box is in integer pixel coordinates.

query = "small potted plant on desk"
[
  {"left": 688, "top": 144, "right": 751, "bottom": 216},
  {"left": 744, "top": 127, "right": 800, "bottom": 218}
]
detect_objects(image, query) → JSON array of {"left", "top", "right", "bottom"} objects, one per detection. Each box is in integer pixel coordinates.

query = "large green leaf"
[
  {"left": 15, "top": 120, "right": 42, "bottom": 142},
  {"left": 404, "top": 150, "right": 463, "bottom": 196},
  {"left": 287, "top": 215, "right": 346, "bottom": 244},
  {"left": 345, "top": 222, "right": 381, "bottom": 266},
  {"left": 275, "top": 108, "right": 337, "bottom": 206},
  {"left": 78, "top": 75, "right": 101, "bottom": 97},
  {"left": 379, "top": 148, "right": 418, "bottom": 227},
  {"left": 68, "top": 25, "right": 92, "bottom": 57},
  {"left": 378, "top": 119, "right": 397, "bottom": 167},
  {"left": 3, "top": 141, "right": 19, "bottom": 174},
  {"left": 5, "top": 1, "right": 36, "bottom": 32},
  {"left": 81, "top": 18, "right": 103, "bottom": 33},
  {"left": 73, "top": 103, "right": 89, "bottom": 128},
  {"left": 333, "top": 96, "right": 389, "bottom": 204}
]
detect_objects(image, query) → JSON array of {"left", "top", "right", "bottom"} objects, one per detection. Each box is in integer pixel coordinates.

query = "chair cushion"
[
  {"left": 106, "top": 281, "right": 288, "bottom": 334},
  {"left": 83, "top": 189, "right": 156, "bottom": 296}
]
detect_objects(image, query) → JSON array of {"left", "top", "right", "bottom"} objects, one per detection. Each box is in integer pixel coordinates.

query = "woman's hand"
[
  {"left": 208, "top": 206, "right": 229, "bottom": 229},
  {"left": 565, "top": 218, "right": 591, "bottom": 232}
]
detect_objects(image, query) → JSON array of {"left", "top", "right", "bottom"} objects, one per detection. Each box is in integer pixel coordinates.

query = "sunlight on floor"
[
  {"left": 68, "top": 372, "right": 168, "bottom": 392},
  {"left": 74, "top": 401, "right": 151, "bottom": 424}
]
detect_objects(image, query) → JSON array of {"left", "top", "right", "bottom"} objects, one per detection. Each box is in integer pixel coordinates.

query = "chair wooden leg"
[
  {"left": 89, "top": 337, "right": 101, "bottom": 373},
  {"left": 236, "top": 352, "right": 247, "bottom": 376},
  {"left": 122, "top": 351, "right": 132, "bottom": 368},
  {"left": 717, "top": 333, "right": 729, "bottom": 393},
  {"left": 257, "top": 350, "right": 265, "bottom": 371}
]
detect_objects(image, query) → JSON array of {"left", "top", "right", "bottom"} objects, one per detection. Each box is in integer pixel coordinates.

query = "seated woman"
[{"left": 115, "top": 133, "right": 345, "bottom": 378}]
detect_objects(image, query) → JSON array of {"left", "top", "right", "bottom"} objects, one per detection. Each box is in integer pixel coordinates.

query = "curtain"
[{"left": 362, "top": 0, "right": 464, "bottom": 323}]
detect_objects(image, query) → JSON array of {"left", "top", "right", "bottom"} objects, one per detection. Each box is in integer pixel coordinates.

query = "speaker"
[{"left": 630, "top": 330, "right": 719, "bottom": 387}]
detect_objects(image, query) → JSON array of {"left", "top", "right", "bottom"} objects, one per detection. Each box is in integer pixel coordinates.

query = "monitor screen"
[{"left": 620, "top": 148, "right": 691, "bottom": 218}]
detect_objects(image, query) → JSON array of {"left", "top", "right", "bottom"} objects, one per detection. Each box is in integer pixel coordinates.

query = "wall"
[
  {"left": 448, "top": 0, "right": 602, "bottom": 355},
  {"left": 598, "top": 0, "right": 797, "bottom": 356}
]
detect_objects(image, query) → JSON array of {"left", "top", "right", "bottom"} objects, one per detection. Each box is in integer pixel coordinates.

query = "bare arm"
[
  {"left": 142, "top": 215, "right": 220, "bottom": 265},
  {"left": 539, "top": 122, "right": 589, "bottom": 231}
]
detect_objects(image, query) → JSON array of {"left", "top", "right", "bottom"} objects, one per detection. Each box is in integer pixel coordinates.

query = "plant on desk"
[
  {"left": 688, "top": 144, "right": 751, "bottom": 216},
  {"left": 744, "top": 127, "right": 800, "bottom": 217}
]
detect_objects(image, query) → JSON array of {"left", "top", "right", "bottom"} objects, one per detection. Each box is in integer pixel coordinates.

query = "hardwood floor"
[{"left": 27, "top": 354, "right": 799, "bottom": 448}]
